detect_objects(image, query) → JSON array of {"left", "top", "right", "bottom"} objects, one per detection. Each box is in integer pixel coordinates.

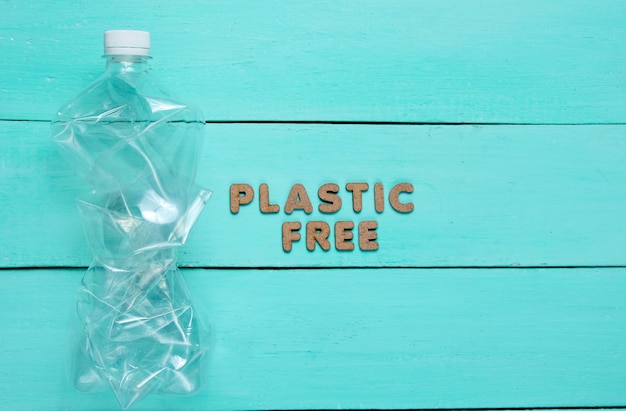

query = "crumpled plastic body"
[{"left": 51, "top": 58, "right": 210, "bottom": 409}]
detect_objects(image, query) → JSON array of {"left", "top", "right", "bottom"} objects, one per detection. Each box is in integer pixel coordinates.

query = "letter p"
[{"left": 230, "top": 183, "right": 254, "bottom": 213}]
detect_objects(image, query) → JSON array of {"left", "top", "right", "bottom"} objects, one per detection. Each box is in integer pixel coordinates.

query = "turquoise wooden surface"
[
  {"left": 1, "top": 0, "right": 626, "bottom": 409},
  {"left": 2, "top": 121, "right": 626, "bottom": 268},
  {"left": 2, "top": 0, "right": 626, "bottom": 123},
  {"left": 2, "top": 268, "right": 626, "bottom": 410}
]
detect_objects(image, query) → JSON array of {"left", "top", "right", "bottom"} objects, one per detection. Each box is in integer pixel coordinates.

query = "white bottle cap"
[{"left": 104, "top": 30, "right": 150, "bottom": 56}]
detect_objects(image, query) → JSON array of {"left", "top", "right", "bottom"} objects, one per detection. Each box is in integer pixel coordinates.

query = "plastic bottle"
[{"left": 51, "top": 30, "right": 210, "bottom": 409}]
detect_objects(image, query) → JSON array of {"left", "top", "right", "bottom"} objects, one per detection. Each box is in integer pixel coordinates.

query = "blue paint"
[
  {"left": 1, "top": 0, "right": 625, "bottom": 408},
  {"left": 1, "top": 268, "right": 625, "bottom": 409},
  {"left": 1, "top": 1, "right": 626, "bottom": 123},
  {"left": 2, "top": 122, "right": 626, "bottom": 267}
]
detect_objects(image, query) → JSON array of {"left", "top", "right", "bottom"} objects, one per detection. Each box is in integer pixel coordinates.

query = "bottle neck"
[{"left": 105, "top": 55, "right": 150, "bottom": 75}]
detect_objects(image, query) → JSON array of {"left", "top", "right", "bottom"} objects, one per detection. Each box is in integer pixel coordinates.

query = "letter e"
[
  {"left": 359, "top": 220, "right": 379, "bottom": 251},
  {"left": 335, "top": 221, "right": 355, "bottom": 251}
]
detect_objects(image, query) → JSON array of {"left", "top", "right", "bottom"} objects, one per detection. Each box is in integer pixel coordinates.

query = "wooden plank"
[
  {"left": 1, "top": 267, "right": 625, "bottom": 410},
  {"left": 2, "top": 0, "right": 626, "bottom": 123},
  {"left": 2, "top": 121, "right": 626, "bottom": 268}
]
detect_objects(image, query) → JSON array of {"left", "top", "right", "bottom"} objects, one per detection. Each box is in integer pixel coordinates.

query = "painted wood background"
[{"left": 1, "top": 0, "right": 626, "bottom": 410}]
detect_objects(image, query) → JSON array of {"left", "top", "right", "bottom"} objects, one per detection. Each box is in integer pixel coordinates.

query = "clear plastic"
[{"left": 51, "top": 54, "right": 210, "bottom": 409}]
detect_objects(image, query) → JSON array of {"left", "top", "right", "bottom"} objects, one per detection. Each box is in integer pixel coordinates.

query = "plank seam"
[
  {"left": 2, "top": 265, "right": 626, "bottom": 271},
  {"left": 204, "top": 120, "right": 626, "bottom": 126},
  {"left": 277, "top": 407, "right": 626, "bottom": 411},
  {"left": 3, "top": 119, "right": 626, "bottom": 126}
]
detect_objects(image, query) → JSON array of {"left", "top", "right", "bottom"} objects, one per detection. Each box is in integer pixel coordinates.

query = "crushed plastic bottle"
[{"left": 51, "top": 30, "right": 210, "bottom": 409}]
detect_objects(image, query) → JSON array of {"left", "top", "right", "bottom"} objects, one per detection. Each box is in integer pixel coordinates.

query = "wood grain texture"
[
  {"left": 2, "top": 0, "right": 626, "bottom": 123},
  {"left": 0, "top": 267, "right": 624, "bottom": 410},
  {"left": 2, "top": 1, "right": 626, "bottom": 409},
  {"left": 2, "top": 121, "right": 626, "bottom": 268}
]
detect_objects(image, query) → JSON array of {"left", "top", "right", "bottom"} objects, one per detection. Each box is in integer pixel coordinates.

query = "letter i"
[{"left": 374, "top": 183, "right": 384, "bottom": 213}]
